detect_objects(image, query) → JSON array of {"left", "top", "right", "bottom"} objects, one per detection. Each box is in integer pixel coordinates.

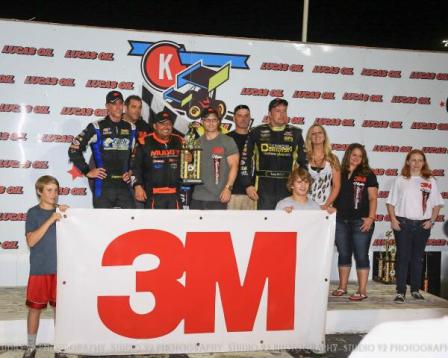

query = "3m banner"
[{"left": 55, "top": 209, "right": 336, "bottom": 354}]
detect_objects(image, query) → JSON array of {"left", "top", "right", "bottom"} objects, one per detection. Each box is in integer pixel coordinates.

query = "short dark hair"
[
  {"left": 124, "top": 95, "right": 142, "bottom": 106},
  {"left": 233, "top": 104, "right": 250, "bottom": 114},
  {"left": 201, "top": 107, "right": 221, "bottom": 119},
  {"left": 268, "top": 98, "right": 288, "bottom": 111}
]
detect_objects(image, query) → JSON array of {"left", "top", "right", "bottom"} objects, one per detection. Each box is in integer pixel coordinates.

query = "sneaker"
[
  {"left": 411, "top": 291, "right": 425, "bottom": 300},
  {"left": 23, "top": 348, "right": 36, "bottom": 358},
  {"left": 394, "top": 293, "right": 406, "bottom": 304}
]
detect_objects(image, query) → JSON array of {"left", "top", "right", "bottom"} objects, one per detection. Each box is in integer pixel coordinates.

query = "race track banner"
[{"left": 55, "top": 209, "right": 336, "bottom": 354}]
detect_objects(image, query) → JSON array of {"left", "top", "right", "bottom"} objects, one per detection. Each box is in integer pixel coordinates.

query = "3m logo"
[{"left": 97, "top": 229, "right": 296, "bottom": 339}]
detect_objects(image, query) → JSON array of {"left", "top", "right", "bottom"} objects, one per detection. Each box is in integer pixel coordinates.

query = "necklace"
[{"left": 312, "top": 154, "right": 326, "bottom": 168}]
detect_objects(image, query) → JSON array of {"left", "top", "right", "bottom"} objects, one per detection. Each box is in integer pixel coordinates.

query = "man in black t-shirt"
[{"left": 226, "top": 104, "right": 256, "bottom": 210}]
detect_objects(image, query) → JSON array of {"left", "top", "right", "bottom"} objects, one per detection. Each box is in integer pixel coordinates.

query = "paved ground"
[
  {"left": 4, "top": 281, "right": 447, "bottom": 358},
  {"left": 0, "top": 334, "right": 365, "bottom": 358}
]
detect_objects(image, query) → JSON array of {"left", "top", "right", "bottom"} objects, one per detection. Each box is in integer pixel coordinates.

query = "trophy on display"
[
  {"left": 379, "top": 230, "right": 396, "bottom": 284},
  {"left": 180, "top": 123, "right": 203, "bottom": 185}
]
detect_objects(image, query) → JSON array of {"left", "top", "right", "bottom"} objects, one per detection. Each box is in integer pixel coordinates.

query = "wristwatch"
[{"left": 225, "top": 184, "right": 233, "bottom": 191}]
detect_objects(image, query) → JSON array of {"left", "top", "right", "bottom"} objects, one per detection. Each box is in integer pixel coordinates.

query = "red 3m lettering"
[
  {"left": 98, "top": 229, "right": 185, "bottom": 338},
  {"left": 97, "top": 229, "right": 296, "bottom": 339},
  {"left": 184, "top": 232, "right": 296, "bottom": 333}
]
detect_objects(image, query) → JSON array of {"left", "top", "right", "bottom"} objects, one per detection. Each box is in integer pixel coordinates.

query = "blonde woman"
[{"left": 305, "top": 124, "right": 341, "bottom": 210}]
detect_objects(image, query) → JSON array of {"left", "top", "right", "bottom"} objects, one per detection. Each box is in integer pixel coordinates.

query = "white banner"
[
  {"left": 55, "top": 209, "right": 335, "bottom": 355},
  {"left": 0, "top": 19, "right": 447, "bottom": 286}
]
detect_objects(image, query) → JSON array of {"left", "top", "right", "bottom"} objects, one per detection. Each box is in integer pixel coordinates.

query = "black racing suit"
[
  {"left": 68, "top": 116, "right": 137, "bottom": 208},
  {"left": 131, "top": 132, "right": 184, "bottom": 209},
  {"left": 239, "top": 123, "right": 307, "bottom": 209}
]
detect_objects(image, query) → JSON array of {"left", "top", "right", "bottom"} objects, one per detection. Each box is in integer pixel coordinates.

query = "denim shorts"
[{"left": 335, "top": 218, "right": 374, "bottom": 269}]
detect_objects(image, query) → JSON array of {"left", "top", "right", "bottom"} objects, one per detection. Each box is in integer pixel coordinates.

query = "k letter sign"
[{"left": 55, "top": 209, "right": 335, "bottom": 355}]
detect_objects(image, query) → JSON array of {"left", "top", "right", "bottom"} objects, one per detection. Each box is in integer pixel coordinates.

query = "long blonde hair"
[{"left": 305, "top": 124, "right": 340, "bottom": 169}]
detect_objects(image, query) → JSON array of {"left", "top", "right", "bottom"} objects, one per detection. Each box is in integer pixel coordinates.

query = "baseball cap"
[
  {"left": 201, "top": 107, "right": 220, "bottom": 119},
  {"left": 155, "top": 111, "right": 173, "bottom": 123},
  {"left": 106, "top": 90, "right": 124, "bottom": 104},
  {"left": 268, "top": 98, "right": 288, "bottom": 111}
]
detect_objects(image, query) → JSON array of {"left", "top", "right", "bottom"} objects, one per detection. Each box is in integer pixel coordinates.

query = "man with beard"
[
  {"left": 240, "top": 98, "right": 307, "bottom": 209},
  {"left": 131, "top": 111, "right": 187, "bottom": 209}
]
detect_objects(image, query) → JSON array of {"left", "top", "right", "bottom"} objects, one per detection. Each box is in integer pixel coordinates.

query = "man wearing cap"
[
  {"left": 68, "top": 90, "right": 137, "bottom": 208},
  {"left": 240, "top": 98, "right": 307, "bottom": 210},
  {"left": 190, "top": 108, "right": 239, "bottom": 210},
  {"left": 131, "top": 111, "right": 186, "bottom": 209},
  {"left": 226, "top": 104, "right": 256, "bottom": 210}
]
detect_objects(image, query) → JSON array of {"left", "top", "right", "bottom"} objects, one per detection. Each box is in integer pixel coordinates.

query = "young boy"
[
  {"left": 276, "top": 167, "right": 336, "bottom": 213},
  {"left": 24, "top": 175, "right": 68, "bottom": 358}
]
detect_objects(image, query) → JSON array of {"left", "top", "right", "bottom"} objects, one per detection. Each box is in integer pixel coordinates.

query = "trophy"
[
  {"left": 180, "top": 123, "right": 203, "bottom": 185},
  {"left": 380, "top": 230, "right": 396, "bottom": 284}
]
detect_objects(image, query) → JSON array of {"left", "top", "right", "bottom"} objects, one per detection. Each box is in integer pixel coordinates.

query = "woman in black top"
[{"left": 332, "top": 143, "right": 378, "bottom": 301}]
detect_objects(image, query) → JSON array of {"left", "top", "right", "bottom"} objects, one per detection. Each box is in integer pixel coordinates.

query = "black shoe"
[
  {"left": 23, "top": 348, "right": 36, "bottom": 358},
  {"left": 394, "top": 293, "right": 406, "bottom": 304},
  {"left": 411, "top": 291, "right": 425, "bottom": 300}
]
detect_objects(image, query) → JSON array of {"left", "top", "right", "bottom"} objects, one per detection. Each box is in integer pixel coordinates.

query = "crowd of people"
[{"left": 22, "top": 91, "right": 444, "bottom": 357}]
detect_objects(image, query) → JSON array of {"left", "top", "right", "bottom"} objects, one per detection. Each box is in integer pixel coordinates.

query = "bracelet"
[{"left": 368, "top": 216, "right": 375, "bottom": 221}]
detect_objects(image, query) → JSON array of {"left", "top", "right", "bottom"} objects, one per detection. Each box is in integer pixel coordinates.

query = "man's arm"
[
  {"left": 130, "top": 143, "right": 147, "bottom": 202},
  {"left": 68, "top": 123, "right": 96, "bottom": 175},
  {"left": 220, "top": 152, "right": 239, "bottom": 203}
]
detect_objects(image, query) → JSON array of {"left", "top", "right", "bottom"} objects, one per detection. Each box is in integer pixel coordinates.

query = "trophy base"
[{"left": 180, "top": 179, "right": 203, "bottom": 185}]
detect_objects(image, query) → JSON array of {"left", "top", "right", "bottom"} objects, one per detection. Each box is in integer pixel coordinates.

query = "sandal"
[
  {"left": 349, "top": 292, "right": 368, "bottom": 301},
  {"left": 331, "top": 288, "right": 347, "bottom": 296}
]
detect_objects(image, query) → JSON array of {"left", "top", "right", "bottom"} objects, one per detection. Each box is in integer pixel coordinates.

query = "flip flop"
[
  {"left": 349, "top": 292, "right": 368, "bottom": 301},
  {"left": 331, "top": 288, "right": 347, "bottom": 296}
]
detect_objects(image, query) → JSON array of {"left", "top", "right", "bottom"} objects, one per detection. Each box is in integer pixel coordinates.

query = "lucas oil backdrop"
[{"left": 0, "top": 18, "right": 447, "bottom": 286}]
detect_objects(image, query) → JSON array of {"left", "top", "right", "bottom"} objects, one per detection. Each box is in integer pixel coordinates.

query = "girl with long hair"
[
  {"left": 386, "top": 149, "right": 443, "bottom": 303},
  {"left": 332, "top": 143, "right": 378, "bottom": 301}
]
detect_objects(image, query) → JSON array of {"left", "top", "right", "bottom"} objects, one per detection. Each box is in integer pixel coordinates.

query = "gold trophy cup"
[{"left": 180, "top": 124, "right": 203, "bottom": 185}]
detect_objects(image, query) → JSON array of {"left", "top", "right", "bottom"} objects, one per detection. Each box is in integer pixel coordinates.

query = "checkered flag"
[{"left": 140, "top": 84, "right": 190, "bottom": 135}]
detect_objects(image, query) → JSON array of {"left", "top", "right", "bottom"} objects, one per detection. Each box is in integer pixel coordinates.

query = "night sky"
[{"left": 1, "top": 0, "right": 447, "bottom": 52}]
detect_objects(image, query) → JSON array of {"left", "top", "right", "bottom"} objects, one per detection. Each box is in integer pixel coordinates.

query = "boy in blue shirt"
[{"left": 24, "top": 175, "right": 68, "bottom": 358}]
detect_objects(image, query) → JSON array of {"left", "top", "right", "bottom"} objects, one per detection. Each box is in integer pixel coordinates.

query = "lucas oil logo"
[{"left": 128, "top": 40, "right": 250, "bottom": 120}]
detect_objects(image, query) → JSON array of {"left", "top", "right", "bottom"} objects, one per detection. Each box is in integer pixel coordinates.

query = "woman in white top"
[
  {"left": 305, "top": 124, "right": 341, "bottom": 210},
  {"left": 386, "top": 149, "right": 444, "bottom": 304}
]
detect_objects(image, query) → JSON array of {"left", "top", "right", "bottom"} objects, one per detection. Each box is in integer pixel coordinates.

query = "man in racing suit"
[
  {"left": 68, "top": 90, "right": 137, "bottom": 208},
  {"left": 240, "top": 98, "right": 307, "bottom": 209},
  {"left": 131, "top": 111, "right": 186, "bottom": 209}
]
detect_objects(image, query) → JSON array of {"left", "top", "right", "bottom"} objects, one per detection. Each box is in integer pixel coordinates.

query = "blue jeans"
[
  {"left": 335, "top": 218, "right": 374, "bottom": 269},
  {"left": 394, "top": 217, "right": 431, "bottom": 295}
]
